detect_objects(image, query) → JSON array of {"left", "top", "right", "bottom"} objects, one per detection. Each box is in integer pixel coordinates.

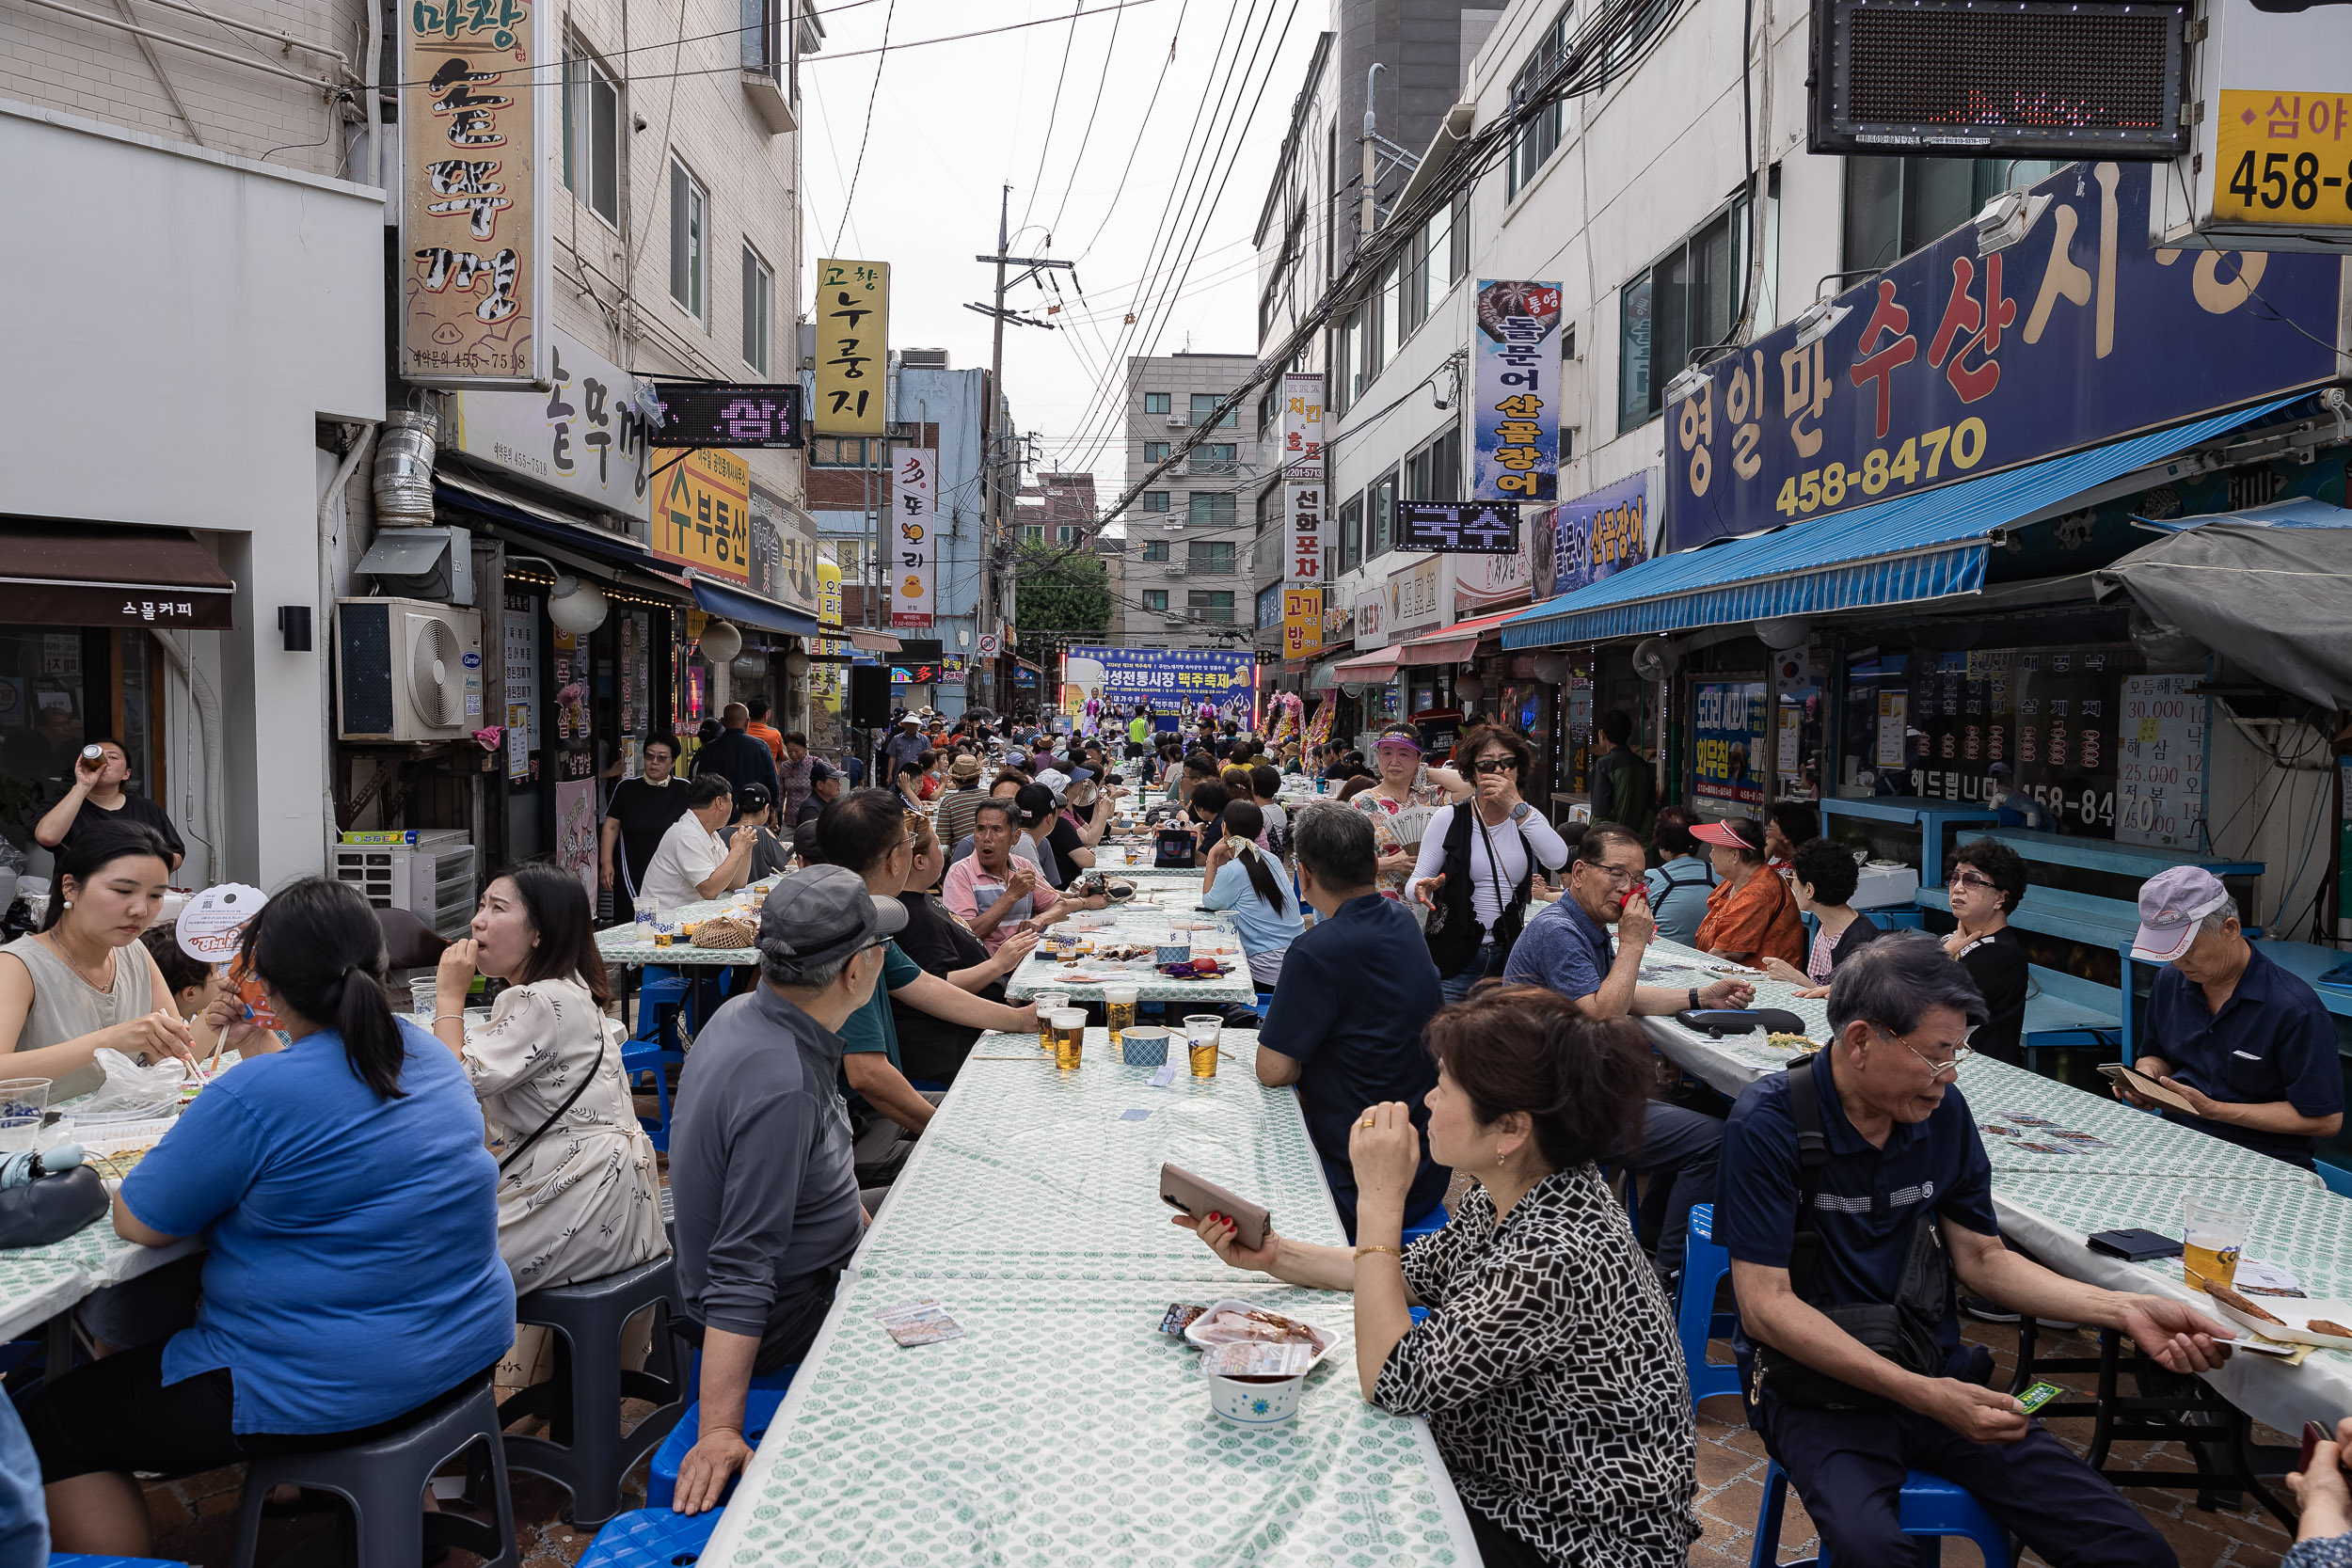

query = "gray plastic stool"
[
  {"left": 230, "top": 1377, "right": 516, "bottom": 1568},
  {"left": 501, "top": 1255, "right": 691, "bottom": 1528}
]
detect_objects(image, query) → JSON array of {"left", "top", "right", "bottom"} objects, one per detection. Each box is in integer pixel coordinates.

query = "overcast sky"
[{"left": 798, "top": 0, "right": 1324, "bottom": 491}]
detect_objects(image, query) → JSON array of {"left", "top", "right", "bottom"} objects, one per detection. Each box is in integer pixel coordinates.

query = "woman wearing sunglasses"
[
  {"left": 1940, "top": 837, "right": 2030, "bottom": 1065},
  {"left": 1408, "top": 726, "right": 1570, "bottom": 1001}
]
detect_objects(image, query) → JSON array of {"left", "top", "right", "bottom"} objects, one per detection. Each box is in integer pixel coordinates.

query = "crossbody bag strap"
[
  {"left": 1784, "top": 1063, "right": 1832, "bottom": 1303},
  {"left": 499, "top": 1025, "right": 609, "bottom": 1173}
]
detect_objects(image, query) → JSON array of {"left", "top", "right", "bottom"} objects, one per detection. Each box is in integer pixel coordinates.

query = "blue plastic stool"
[
  {"left": 630, "top": 972, "right": 693, "bottom": 1051},
  {"left": 1400, "top": 1204, "right": 1448, "bottom": 1245},
  {"left": 1679, "top": 1203, "right": 1740, "bottom": 1406},
  {"left": 576, "top": 1507, "right": 718, "bottom": 1567},
  {"left": 645, "top": 1385, "right": 792, "bottom": 1511},
  {"left": 1752, "top": 1460, "right": 2012, "bottom": 1567},
  {"left": 50, "top": 1557, "right": 189, "bottom": 1567}
]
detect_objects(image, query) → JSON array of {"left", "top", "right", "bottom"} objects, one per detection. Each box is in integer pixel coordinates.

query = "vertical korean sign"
[
  {"left": 814, "top": 260, "right": 890, "bottom": 435},
  {"left": 399, "top": 0, "right": 550, "bottom": 386},
  {"left": 1471, "top": 281, "right": 1563, "bottom": 501},
  {"left": 892, "top": 448, "right": 936, "bottom": 629},
  {"left": 1282, "top": 590, "right": 1323, "bottom": 660},
  {"left": 1281, "top": 372, "right": 1326, "bottom": 584}
]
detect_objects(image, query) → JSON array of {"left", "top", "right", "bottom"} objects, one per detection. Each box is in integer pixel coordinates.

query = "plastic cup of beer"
[
  {"left": 1050, "top": 1008, "right": 1089, "bottom": 1070},
  {"left": 634, "top": 895, "right": 657, "bottom": 928},
  {"left": 653, "top": 924, "right": 675, "bottom": 949},
  {"left": 1184, "top": 1014, "right": 1223, "bottom": 1078},
  {"left": 1035, "top": 992, "right": 1070, "bottom": 1052},
  {"left": 1104, "top": 984, "right": 1139, "bottom": 1046},
  {"left": 2184, "top": 1198, "right": 2250, "bottom": 1291}
]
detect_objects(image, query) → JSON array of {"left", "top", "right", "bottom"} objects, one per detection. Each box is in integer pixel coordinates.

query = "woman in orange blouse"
[{"left": 1690, "top": 816, "right": 1806, "bottom": 968}]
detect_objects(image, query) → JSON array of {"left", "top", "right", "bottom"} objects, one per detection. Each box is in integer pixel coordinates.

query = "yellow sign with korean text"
[
  {"left": 1282, "top": 589, "right": 1323, "bottom": 659},
  {"left": 2213, "top": 89, "right": 2352, "bottom": 228},
  {"left": 650, "top": 447, "right": 753, "bottom": 582},
  {"left": 813, "top": 259, "right": 890, "bottom": 435}
]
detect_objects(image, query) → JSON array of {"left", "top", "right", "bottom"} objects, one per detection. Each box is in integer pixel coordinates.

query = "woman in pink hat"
[
  {"left": 1690, "top": 816, "right": 1804, "bottom": 969},
  {"left": 1348, "top": 725, "right": 1469, "bottom": 910}
]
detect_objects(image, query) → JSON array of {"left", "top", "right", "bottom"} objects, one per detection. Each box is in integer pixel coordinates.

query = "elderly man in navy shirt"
[
  {"left": 1718, "top": 932, "right": 2233, "bottom": 1567},
  {"left": 1503, "top": 821, "right": 1752, "bottom": 1281},
  {"left": 2112, "top": 866, "right": 2343, "bottom": 1169},
  {"left": 1257, "top": 802, "right": 1450, "bottom": 1235}
]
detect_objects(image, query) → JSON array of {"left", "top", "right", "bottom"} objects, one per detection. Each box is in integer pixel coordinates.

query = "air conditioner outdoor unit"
[
  {"left": 1165, "top": 415, "right": 1185, "bottom": 427},
  {"left": 336, "top": 596, "right": 484, "bottom": 741},
  {"left": 1165, "top": 563, "right": 1187, "bottom": 577},
  {"left": 1163, "top": 615, "right": 1190, "bottom": 628},
  {"left": 331, "top": 831, "right": 478, "bottom": 942}
]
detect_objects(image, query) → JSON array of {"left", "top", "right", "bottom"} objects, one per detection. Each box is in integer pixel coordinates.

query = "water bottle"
[{"left": 0, "top": 1144, "right": 83, "bottom": 1190}]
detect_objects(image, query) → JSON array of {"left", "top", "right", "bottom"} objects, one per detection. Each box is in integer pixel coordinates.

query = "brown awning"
[
  {"left": 0, "top": 520, "right": 236, "bottom": 629},
  {"left": 848, "top": 628, "right": 901, "bottom": 654}
]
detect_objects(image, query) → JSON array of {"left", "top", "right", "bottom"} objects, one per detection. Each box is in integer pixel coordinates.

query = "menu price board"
[{"left": 2117, "top": 674, "right": 2209, "bottom": 849}]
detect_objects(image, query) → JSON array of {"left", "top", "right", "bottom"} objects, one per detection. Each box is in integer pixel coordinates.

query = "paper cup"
[
  {"left": 1154, "top": 942, "right": 1191, "bottom": 965},
  {"left": 1119, "top": 1026, "right": 1169, "bottom": 1067},
  {"left": 1207, "top": 1371, "right": 1304, "bottom": 1426}
]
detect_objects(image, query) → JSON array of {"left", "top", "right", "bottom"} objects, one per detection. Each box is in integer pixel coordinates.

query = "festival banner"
[
  {"left": 1471, "top": 280, "right": 1564, "bottom": 501},
  {"left": 891, "top": 447, "right": 935, "bottom": 628},
  {"left": 1060, "top": 646, "right": 1256, "bottom": 720}
]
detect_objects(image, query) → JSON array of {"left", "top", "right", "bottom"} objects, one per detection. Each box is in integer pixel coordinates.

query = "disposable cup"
[
  {"left": 408, "top": 976, "right": 437, "bottom": 1025},
  {"left": 1050, "top": 1008, "right": 1089, "bottom": 1070},
  {"left": 2185, "top": 1198, "right": 2250, "bottom": 1291},
  {"left": 0, "top": 1079, "right": 48, "bottom": 1154}
]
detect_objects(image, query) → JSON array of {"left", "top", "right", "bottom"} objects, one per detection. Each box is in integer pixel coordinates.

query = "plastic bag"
[{"left": 72, "top": 1048, "right": 187, "bottom": 1126}]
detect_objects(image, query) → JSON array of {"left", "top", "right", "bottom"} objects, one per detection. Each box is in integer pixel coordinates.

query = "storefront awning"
[
  {"left": 1395, "top": 605, "right": 1529, "bottom": 666},
  {"left": 0, "top": 519, "right": 235, "bottom": 628},
  {"left": 1327, "top": 647, "right": 1404, "bottom": 685},
  {"left": 1501, "top": 397, "right": 2299, "bottom": 650},
  {"left": 686, "top": 573, "right": 821, "bottom": 639},
  {"left": 435, "top": 473, "right": 654, "bottom": 574},
  {"left": 848, "top": 628, "right": 900, "bottom": 654},
  {"left": 2095, "top": 497, "right": 2352, "bottom": 709}
]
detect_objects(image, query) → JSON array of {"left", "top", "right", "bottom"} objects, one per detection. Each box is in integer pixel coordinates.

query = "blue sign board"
[
  {"left": 1663, "top": 162, "right": 2342, "bottom": 554},
  {"left": 1061, "top": 645, "right": 1256, "bottom": 721},
  {"left": 1471, "top": 280, "right": 1565, "bottom": 502},
  {"left": 1532, "top": 472, "right": 1649, "bottom": 605},
  {"left": 1255, "top": 583, "right": 1284, "bottom": 630}
]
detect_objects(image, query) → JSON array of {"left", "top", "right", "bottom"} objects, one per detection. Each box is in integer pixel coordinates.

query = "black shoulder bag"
[{"left": 1748, "top": 1064, "right": 1952, "bottom": 1412}]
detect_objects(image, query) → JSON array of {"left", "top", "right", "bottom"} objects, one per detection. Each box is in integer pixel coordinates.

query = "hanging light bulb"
[{"left": 546, "top": 575, "right": 608, "bottom": 634}]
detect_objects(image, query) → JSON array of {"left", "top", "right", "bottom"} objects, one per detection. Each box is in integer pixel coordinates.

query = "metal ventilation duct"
[{"left": 373, "top": 409, "right": 438, "bottom": 526}]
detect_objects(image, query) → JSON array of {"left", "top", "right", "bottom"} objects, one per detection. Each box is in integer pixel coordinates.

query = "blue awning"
[
  {"left": 1501, "top": 397, "right": 2300, "bottom": 650},
  {"left": 2131, "top": 497, "right": 2352, "bottom": 531},
  {"left": 688, "top": 574, "right": 822, "bottom": 639}
]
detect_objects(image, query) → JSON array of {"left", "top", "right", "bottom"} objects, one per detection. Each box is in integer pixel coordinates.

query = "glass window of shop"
[
  {"left": 0, "top": 629, "right": 165, "bottom": 867},
  {"left": 1490, "top": 676, "right": 1557, "bottom": 807},
  {"left": 1555, "top": 649, "right": 1597, "bottom": 797},
  {"left": 1689, "top": 670, "right": 1825, "bottom": 815}
]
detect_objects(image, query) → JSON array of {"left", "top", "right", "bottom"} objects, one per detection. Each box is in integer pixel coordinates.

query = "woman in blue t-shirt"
[
  {"left": 26, "top": 877, "right": 513, "bottom": 1557},
  {"left": 1200, "top": 800, "right": 1305, "bottom": 989}
]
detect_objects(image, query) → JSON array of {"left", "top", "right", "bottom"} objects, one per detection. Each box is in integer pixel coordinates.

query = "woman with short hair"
[
  {"left": 1761, "top": 837, "right": 1883, "bottom": 994},
  {"left": 1942, "top": 835, "right": 2032, "bottom": 1064},
  {"left": 1407, "top": 725, "right": 1570, "bottom": 1000},
  {"left": 1692, "top": 816, "right": 1805, "bottom": 968},
  {"left": 1644, "top": 805, "right": 1715, "bottom": 948},
  {"left": 1180, "top": 984, "right": 1700, "bottom": 1568}
]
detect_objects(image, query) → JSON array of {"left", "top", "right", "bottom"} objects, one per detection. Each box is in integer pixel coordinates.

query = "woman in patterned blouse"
[
  {"left": 1180, "top": 985, "right": 1700, "bottom": 1567},
  {"left": 2290, "top": 1418, "right": 2352, "bottom": 1568}
]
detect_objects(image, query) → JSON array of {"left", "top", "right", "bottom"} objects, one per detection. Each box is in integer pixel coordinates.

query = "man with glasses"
[
  {"left": 1716, "top": 931, "right": 2232, "bottom": 1568},
  {"left": 1504, "top": 823, "right": 1752, "bottom": 1283}
]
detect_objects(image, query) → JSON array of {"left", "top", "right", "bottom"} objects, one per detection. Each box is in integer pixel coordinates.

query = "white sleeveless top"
[{"left": 2, "top": 933, "right": 155, "bottom": 1096}]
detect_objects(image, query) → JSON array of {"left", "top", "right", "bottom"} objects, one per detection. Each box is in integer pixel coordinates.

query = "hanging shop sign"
[
  {"left": 1531, "top": 472, "right": 1650, "bottom": 604},
  {"left": 1666, "top": 161, "right": 2342, "bottom": 554},
  {"left": 649, "top": 446, "right": 753, "bottom": 583},
  {"left": 1255, "top": 583, "right": 1284, "bottom": 631},
  {"left": 397, "top": 0, "right": 549, "bottom": 387},
  {"left": 650, "top": 383, "right": 804, "bottom": 448},
  {"left": 1282, "top": 589, "right": 1324, "bottom": 660},
  {"left": 1285, "top": 483, "right": 1327, "bottom": 583},
  {"left": 1354, "top": 587, "right": 1388, "bottom": 649},
  {"left": 812, "top": 259, "right": 890, "bottom": 436},
  {"left": 1281, "top": 372, "right": 1327, "bottom": 583},
  {"left": 1061, "top": 646, "right": 1255, "bottom": 718},
  {"left": 751, "top": 485, "right": 819, "bottom": 614},
  {"left": 1400, "top": 501, "right": 1520, "bottom": 554},
  {"left": 2153, "top": 0, "right": 2352, "bottom": 251},
  {"left": 1471, "top": 280, "right": 1564, "bottom": 501},
  {"left": 448, "top": 326, "right": 652, "bottom": 522},
  {"left": 891, "top": 447, "right": 936, "bottom": 628},
  {"left": 1384, "top": 554, "right": 1446, "bottom": 639}
]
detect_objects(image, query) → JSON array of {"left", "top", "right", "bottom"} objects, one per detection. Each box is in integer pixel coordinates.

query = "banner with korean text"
[
  {"left": 891, "top": 447, "right": 935, "bottom": 628},
  {"left": 1664, "top": 162, "right": 2340, "bottom": 553},
  {"left": 1282, "top": 589, "right": 1323, "bottom": 660},
  {"left": 1060, "top": 647, "right": 1256, "bottom": 721},
  {"left": 399, "top": 0, "right": 549, "bottom": 386},
  {"left": 1281, "top": 372, "right": 1327, "bottom": 582},
  {"left": 813, "top": 259, "right": 889, "bottom": 435},
  {"left": 1471, "top": 281, "right": 1564, "bottom": 501},
  {"left": 650, "top": 447, "right": 753, "bottom": 583}
]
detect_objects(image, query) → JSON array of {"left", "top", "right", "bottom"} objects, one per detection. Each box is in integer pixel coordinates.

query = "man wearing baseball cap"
[
  {"left": 665, "top": 865, "right": 904, "bottom": 1513},
  {"left": 2116, "top": 866, "right": 2341, "bottom": 1167}
]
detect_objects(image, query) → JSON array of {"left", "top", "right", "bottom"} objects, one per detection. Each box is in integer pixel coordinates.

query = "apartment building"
[{"left": 1116, "top": 353, "right": 1262, "bottom": 653}]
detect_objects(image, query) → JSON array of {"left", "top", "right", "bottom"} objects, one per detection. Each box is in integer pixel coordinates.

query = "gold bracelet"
[{"left": 1353, "top": 1244, "right": 1404, "bottom": 1259}]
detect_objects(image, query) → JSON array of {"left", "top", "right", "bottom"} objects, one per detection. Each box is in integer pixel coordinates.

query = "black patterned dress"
[{"left": 1373, "top": 1166, "right": 1701, "bottom": 1567}]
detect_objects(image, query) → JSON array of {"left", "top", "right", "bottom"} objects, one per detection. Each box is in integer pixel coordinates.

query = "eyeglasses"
[
  {"left": 1472, "top": 757, "right": 1520, "bottom": 774},
  {"left": 1868, "top": 1019, "right": 1973, "bottom": 1080},
  {"left": 1579, "top": 860, "right": 1642, "bottom": 889},
  {"left": 1947, "top": 871, "right": 1996, "bottom": 893}
]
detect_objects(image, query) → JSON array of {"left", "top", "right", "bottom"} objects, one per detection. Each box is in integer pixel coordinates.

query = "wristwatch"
[
  {"left": 1688, "top": 987, "right": 1701, "bottom": 1011},
  {"left": 1508, "top": 801, "right": 1531, "bottom": 822}
]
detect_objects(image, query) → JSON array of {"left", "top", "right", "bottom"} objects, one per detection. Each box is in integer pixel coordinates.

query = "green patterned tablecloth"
[
  {"left": 856, "top": 1029, "right": 1344, "bottom": 1284},
  {"left": 1003, "top": 903, "right": 1258, "bottom": 1006},
  {"left": 596, "top": 884, "right": 783, "bottom": 969},
  {"left": 0, "top": 1218, "right": 200, "bottom": 1343},
  {"left": 701, "top": 1273, "right": 1476, "bottom": 1568}
]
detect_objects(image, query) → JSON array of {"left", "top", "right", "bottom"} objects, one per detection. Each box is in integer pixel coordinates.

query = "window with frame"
[
  {"left": 1187, "top": 540, "right": 1236, "bottom": 575},
  {"left": 1378, "top": 258, "right": 1404, "bottom": 369},
  {"left": 563, "top": 46, "right": 620, "bottom": 228},
  {"left": 1144, "top": 441, "right": 1171, "bottom": 464},
  {"left": 1406, "top": 427, "right": 1463, "bottom": 500},
  {"left": 809, "top": 436, "right": 895, "bottom": 467},
  {"left": 1145, "top": 391, "right": 1171, "bottom": 415},
  {"left": 1369, "top": 469, "right": 1397, "bottom": 559},
  {"left": 1190, "top": 393, "right": 1237, "bottom": 428},
  {"left": 1257, "top": 388, "right": 1278, "bottom": 436},
  {"left": 1186, "top": 492, "right": 1235, "bottom": 530},
  {"left": 1339, "top": 494, "right": 1363, "bottom": 572},
  {"left": 1507, "top": 9, "right": 1571, "bottom": 200},
  {"left": 1619, "top": 195, "right": 1746, "bottom": 431},
  {"left": 740, "top": 0, "right": 785, "bottom": 85},
  {"left": 1142, "top": 589, "right": 1170, "bottom": 611},
  {"left": 740, "top": 244, "right": 772, "bottom": 373},
  {"left": 1190, "top": 443, "right": 1238, "bottom": 476},
  {"left": 670, "top": 158, "right": 707, "bottom": 321},
  {"left": 1141, "top": 490, "right": 1170, "bottom": 513},
  {"left": 1023, "top": 524, "right": 1045, "bottom": 545},
  {"left": 1843, "top": 156, "right": 2060, "bottom": 273},
  {"left": 1141, "top": 539, "right": 1170, "bottom": 562},
  {"left": 1187, "top": 590, "right": 1236, "bottom": 623}
]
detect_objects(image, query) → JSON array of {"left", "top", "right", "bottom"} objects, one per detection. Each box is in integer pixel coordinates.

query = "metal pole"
[
  {"left": 1359, "top": 63, "right": 1385, "bottom": 245},
  {"left": 985, "top": 182, "right": 1010, "bottom": 708}
]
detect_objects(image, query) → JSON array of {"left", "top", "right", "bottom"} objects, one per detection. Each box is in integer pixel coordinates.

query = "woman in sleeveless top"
[
  {"left": 431, "top": 863, "right": 665, "bottom": 1296},
  {"left": 0, "top": 825, "right": 195, "bottom": 1091}
]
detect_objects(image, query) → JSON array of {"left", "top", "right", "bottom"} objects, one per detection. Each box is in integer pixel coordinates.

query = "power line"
[
  {"left": 835, "top": 0, "right": 898, "bottom": 241},
  {"left": 1041, "top": 0, "right": 1127, "bottom": 241},
  {"left": 1019, "top": 1, "right": 1088, "bottom": 237}
]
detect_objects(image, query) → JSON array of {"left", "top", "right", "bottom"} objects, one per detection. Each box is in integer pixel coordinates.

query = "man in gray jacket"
[{"left": 666, "top": 865, "right": 902, "bottom": 1513}]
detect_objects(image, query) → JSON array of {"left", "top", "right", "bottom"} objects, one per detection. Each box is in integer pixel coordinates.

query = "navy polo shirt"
[
  {"left": 1716, "top": 1048, "right": 1998, "bottom": 1358},
  {"left": 2144, "top": 943, "right": 2343, "bottom": 1168},
  {"left": 1261, "top": 893, "right": 1449, "bottom": 1233},
  {"left": 1502, "top": 891, "right": 1614, "bottom": 1000}
]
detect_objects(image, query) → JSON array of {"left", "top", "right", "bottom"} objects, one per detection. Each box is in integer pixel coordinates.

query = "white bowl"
[{"left": 1206, "top": 1371, "right": 1305, "bottom": 1426}]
